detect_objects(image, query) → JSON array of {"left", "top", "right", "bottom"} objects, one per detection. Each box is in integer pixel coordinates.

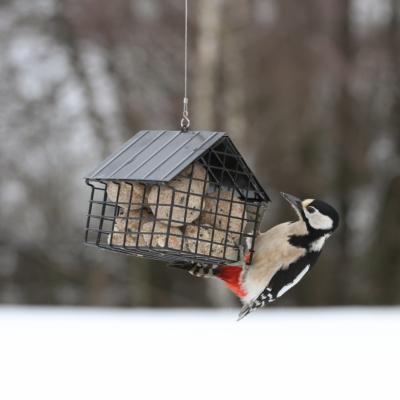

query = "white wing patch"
[
  {"left": 310, "top": 236, "right": 326, "bottom": 252},
  {"left": 277, "top": 265, "right": 310, "bottom": 298}
]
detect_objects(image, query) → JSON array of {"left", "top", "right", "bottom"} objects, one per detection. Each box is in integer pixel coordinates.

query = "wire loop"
[{"left": 181, "top": 97, "right": 190, "bottom": 131}]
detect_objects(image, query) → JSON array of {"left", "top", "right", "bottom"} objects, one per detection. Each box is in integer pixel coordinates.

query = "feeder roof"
[{"left": 86, "top": 130, "right": 226, "bottom": 182}]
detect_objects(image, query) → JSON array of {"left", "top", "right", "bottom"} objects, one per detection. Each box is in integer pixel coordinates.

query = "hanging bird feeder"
[
  {"left": 83, "top": 1, "right": 270, "bottom": 266},
  {"left": 84, "top": 130, "right": 270, "bottom": 265}
]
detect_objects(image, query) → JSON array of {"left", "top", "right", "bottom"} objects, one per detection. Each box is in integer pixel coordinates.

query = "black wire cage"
[{"left": 84, "top": 130, "right": 270, "bottom": 265}]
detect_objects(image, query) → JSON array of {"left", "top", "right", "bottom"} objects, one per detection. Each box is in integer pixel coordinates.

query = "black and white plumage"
[{"left": 188, "top": 192, "right": 339, "bottom": 321}]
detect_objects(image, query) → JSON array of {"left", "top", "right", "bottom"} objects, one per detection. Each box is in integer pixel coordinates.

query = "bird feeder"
[{"left": 84, "top": 130, "right": 270, "bottom": 265}]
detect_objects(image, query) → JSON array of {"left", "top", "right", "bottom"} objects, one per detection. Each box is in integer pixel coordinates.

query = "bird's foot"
[
  {"left": 188, "top": 264, "right": 216, "bottom": 278},
  {"left": 226, "top": 245, "right": 249, "bottom": 269}
]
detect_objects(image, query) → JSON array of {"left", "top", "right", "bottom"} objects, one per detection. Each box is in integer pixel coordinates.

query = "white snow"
[{"left": 0, "top": 307, "right": 399, "bottom": 400}]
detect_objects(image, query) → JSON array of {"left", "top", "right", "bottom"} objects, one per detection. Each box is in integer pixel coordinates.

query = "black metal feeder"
[{"left": 84, "top": 130, "right": 270, "bottom": 265}]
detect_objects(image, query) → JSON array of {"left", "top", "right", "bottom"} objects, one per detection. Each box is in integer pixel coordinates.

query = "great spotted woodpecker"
[{"left": 189, "top": 192, "right": 339, "bottom": 320}]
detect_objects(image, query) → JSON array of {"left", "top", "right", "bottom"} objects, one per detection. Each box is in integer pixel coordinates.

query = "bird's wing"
[
  {"left": 265, "top": 263, "right": 311, "bottom": 301},
  {"left": 237, "top": 263, "right": 311, "bottom": 321}
]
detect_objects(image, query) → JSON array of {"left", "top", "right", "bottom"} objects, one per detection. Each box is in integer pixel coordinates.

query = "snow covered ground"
[{"left": 0, "top": 307, "right": 399, "bottom": 400}]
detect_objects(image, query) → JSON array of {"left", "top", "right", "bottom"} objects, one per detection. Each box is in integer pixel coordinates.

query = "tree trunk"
[
  {"left": 193, "top": 0, "right": 237, "bottom": 307},
  {"left": 192, "top": 0, "right": 224, "bottom": 130},
  {"left": 222, "top": 1, "right": 252, "bottom": 162},
  {"left": 332, "top": 0, "right": 355, "bottom": 304}
]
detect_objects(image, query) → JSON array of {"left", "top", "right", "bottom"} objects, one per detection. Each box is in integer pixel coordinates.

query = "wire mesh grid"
[{"left": 84, "top": 137, "right": 268, "bottom": 265}]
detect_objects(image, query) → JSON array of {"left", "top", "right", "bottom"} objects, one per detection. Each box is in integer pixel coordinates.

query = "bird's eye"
[{"left": 307, "top": 206, "right": 316, "bottom": 214}]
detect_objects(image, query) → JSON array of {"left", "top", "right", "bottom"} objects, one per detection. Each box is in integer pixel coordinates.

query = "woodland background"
[{"left": 0, "top": 0, "right": 399, "bottom": 308}]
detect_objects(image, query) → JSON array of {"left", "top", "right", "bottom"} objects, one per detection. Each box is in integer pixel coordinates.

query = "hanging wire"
[{"left": 180, "top": 0, "right": 190, "bottom": 132}]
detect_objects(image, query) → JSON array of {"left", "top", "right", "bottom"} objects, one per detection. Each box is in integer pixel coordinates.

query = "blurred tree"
[
  {"left": 331, "top": 0, "right": 356, "bottom": 304},
  {"left": 0, "top": 0, "right": 398, "bottom": 308},
  {"left": 193, "top": 0, "right": 223, "bottom": 130}
]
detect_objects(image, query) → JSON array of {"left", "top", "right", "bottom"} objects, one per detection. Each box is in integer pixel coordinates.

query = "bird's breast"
[{"left": 242, "top": 224, "right": 307, "bottom": 302}]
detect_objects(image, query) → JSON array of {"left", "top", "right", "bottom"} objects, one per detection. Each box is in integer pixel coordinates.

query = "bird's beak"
[{"left": 280, "top": 192, "right": 303, "bottom": 216}]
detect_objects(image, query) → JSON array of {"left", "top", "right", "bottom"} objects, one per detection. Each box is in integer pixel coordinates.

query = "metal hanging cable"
[{"left": 180, "top": 0, "right": 190, "bottom": 132}]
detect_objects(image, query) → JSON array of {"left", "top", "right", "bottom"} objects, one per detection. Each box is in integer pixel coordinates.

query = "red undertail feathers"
[{"left": 215, "top": 266, "right": 247, "bottom": 298}]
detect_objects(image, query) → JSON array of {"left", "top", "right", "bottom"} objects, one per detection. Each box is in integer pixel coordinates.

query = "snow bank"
[{"left": 0, "top": 307, "right": 398, "bottom": 400}]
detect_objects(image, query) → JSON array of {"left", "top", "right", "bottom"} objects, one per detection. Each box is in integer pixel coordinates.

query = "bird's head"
[{"left": 281, "top": 192, "right": 339, "bottom": 234}]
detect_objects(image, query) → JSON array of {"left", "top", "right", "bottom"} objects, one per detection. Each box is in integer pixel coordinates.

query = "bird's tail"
[{"left": 237, "top": 304, "right": 251, "bottom": 321}]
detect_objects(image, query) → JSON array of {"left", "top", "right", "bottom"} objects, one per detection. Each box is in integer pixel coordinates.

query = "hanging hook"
[{"left": 181, "top": 97, "right": 190, "bottom": 131}]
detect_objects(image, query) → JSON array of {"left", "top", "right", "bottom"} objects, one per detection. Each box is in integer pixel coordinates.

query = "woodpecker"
[{"left": 189, "top": 192, "right": 339, "bottom": 320}]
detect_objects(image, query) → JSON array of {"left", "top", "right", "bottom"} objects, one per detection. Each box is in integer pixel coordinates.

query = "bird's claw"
[{"left": 188, "top": 265, "right": 215, "bottom": 278}]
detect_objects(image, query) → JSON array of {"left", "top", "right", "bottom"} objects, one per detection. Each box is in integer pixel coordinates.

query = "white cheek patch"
[
  {"left": 306, "top": 211, "right": 333, "bottom": 230},
  {"left": 277, "top": 265, "right": 310, "bottom": 298}
]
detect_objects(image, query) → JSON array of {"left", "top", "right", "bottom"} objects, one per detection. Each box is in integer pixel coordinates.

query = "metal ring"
[{"left": 180, "top": 115, "right": 190, "bottom": 132}]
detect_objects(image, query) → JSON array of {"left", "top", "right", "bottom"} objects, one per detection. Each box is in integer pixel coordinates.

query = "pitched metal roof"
[{"left": 86, "top": 130, "right": 225, "bottom": 182}]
